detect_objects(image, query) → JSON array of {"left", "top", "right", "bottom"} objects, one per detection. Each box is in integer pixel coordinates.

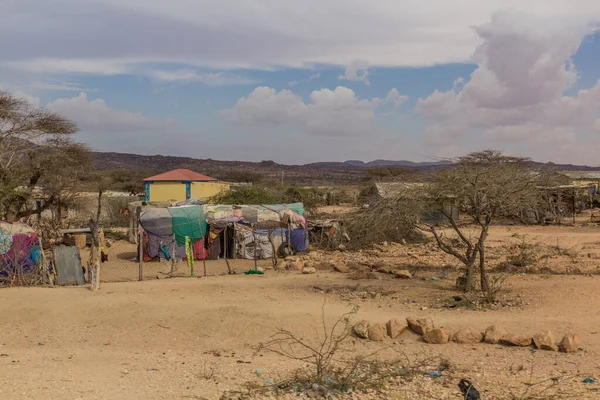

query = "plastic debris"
[
  {"left": 584, "top": 377, "right": 596, "bottom": 384},
  {"left": 458, "top": 379, "right": 481, "bottom": 400},
  {"left": 244, "top": 269, "right": 264, "bottom": 275},
  {"left": 426, "top": 370, "right": 442, "bottom": 378}
]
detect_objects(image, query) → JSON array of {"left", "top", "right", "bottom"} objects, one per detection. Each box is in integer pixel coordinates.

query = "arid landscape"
[
  {"left": 1, "top": 224, "right": 600, "bottom": 399},
  {"left": 4, "top": 2, "right": 600, "bottom": 399}
]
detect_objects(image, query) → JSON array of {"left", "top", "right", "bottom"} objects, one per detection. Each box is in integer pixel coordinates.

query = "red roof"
[{"left": 143, "top": 169, "right": 217, "bottom": 182}]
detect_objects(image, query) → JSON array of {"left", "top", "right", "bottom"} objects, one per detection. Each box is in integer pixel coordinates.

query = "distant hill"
[
  {"left": 307, "top": 159, "right": 453, "bottom": 168},
  {"left": 92, "top": 151, "right": 600, "bottom": 185}
]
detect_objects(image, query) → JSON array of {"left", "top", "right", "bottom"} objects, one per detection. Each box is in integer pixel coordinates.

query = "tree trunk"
[
  {"left": 478, "top": 226, "right": 489, "bottom": 292},
  {"left": 464, "top": 260, "right": 476, "bottom": 292},
  {"left": 479, "top": 245, "right": 488, "bottom": 292},
  {"left": 90, "top": 245, "right": 100, "bottom": 291}
]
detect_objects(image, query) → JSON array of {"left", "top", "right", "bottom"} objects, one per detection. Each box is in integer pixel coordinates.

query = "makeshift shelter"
[
  {"left": 137, "top": 203, "right": 309, "bottom": 262},
  {"left": 0, "top": 222, "right": 41, "bottom": 278}
]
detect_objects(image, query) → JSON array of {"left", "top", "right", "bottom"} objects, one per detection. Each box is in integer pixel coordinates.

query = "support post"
[
  {"left": 171, "top": 234, "right": 176, "bottom": 277},
  {"left": 137, "top": 207, "right": 143, "bottom": 281},
  {"left": 573, "top": 188, "right": 576, "bottom": 225},
  {"left": 38, "top": 237, "right": 52, "bottom": 286},
  {"left": 224, "top": 225, "right": 232, "bottom": 274},
  {"left": 253, "top": 225, "right": 258, "bottom": 271}
]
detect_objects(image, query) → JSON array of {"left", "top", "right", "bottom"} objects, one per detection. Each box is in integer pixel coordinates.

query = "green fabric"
[
  {"left": 185, "top": 236, "right": 195, "bottom": 276},
  {"left": 168, "top": 206, "right": 207, "bottom": 246},
  {"left": 244, "top": 269, "right": 264, "bottom": 275},
  {"left": 284, "top": 203, "right": 305, "bottom": 217},
  {"left": 160, "top": 244, "right": 171, "bottom": 261}
]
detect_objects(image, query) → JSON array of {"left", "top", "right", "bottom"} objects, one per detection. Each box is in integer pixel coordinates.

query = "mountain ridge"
[{"left": 92, "top": 151, "right": 600, "bottom": 185}]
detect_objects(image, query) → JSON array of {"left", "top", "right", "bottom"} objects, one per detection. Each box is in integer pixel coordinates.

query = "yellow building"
[{"left": 143, "top": 169, "right": 230, "bottom": 202}]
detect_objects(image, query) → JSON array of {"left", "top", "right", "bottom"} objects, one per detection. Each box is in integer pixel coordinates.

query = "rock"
[
  {"left": 532, "top": 330, "right": 558, "bottom": 351},
  {"left": 386, "top": 318, "right": 406, "bottom": 339},
  {"left": 406, "top": 317, "right": 434, "bottom": 335},
  {"left": 500, "top": 333, "right": 532, "bottom": 347},
  {"left": 376, "top": 266, "right": 394, "bottom": 274},
  {"left": 302, "top": 267, "right": 317, "bottom": 274},
  {"left": 423, "top": 327, "right": 450, "bottom": 344},
  {"left": 558, "top": 334, "right": 580, "bottom": 353},
  {"left": 352, "top": 320, "right": 370, "bottom": 339},
  {"left": 484, "top": 325, "right": 508, "bottom": 344},
  {"left": 330, "top": 260, "right": 349, "bottom": 273},
  {"left": 289, "top": 261, "right": 304, "bottom": 271},
  {"left": 368, "top": 323, "right": 387, "bottom": 341},
  {"left": 256, "top": 266, "right": 265, "bottom": 273},
  {"left": 452, "top": 327, "right": 484, "bottom": 344},
  {"left": 394, "top": 270, "right": 413, "bottom": 279}
]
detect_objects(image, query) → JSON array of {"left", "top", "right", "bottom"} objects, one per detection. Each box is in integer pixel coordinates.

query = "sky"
[{"left": 2, "top": 1, "right": 600, "bottom": 165}]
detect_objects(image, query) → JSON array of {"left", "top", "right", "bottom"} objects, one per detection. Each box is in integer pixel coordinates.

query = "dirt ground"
[{"left": 2, "top": 224, "right": 600, "bottom": 399}]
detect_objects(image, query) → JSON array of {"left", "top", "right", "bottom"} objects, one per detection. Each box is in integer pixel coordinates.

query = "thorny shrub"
[{"left": 250, "top": 305, "right": 448, "bottom": 397}]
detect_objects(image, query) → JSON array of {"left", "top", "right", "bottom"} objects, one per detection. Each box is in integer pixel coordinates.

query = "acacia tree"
[
  {"left": 418, "top": 150, "right": 549, "bottom": 293},
  {"left": 0, "top": 90, "right": 89, "bottom": 222}
]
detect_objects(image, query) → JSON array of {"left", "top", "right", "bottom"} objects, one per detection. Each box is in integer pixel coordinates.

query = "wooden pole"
[
  {"left": 171, "top": 234, "right": 176, "bottom": 277},
  {"left": 224, "top": 225, "right": 232, "bottom": 275},
  {"left": 137, "top": 208, "right": 143, "bottom": 281},
  {"left": 89, "top": 190, "right": 103, "bottom": 291},
  {"left": 253, "top": 224, "right": 258, "bottom": 271},
  {"left": 38, "top": 237, "right": 52, "bottom": 286},
  {"left": 573, "top": 189, "right": 576, "bottom": 225}
]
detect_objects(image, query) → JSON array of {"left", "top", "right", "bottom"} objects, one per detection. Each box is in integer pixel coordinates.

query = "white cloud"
[
  {"left": 147, "top": 70, "right": 258, "bottom": 86},
  {"left": 47, "top": 93, "right": 173, "bottom": 132},
  {"left": 385, "top": 88, "right": 409, "bottom": 108},
  {"left": 416, "top": 11, "right": 600, "bottom": 154},
  {"left": 221, "top": 86, "right": 386, "bottom": 137},
  {"left": 4, "top": 1, "right": 600, "bottom": 72},
  {"left": 308, "top": 73, "right": 320, "bottom": 82},
  {"left": 288, "top": 80, "right": 298, "bottom": 87},
  {"left": 339, "top": 60, "right": 370, "bottom": 85},
  {"left": 2, "top": 58, "right": 132, "bottom": 75},
  {"left": 29, "top": 81, "right": 96, "bottom": 92}
]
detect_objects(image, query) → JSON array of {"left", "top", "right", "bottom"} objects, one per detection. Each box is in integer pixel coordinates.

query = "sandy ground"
[{"left": 2, "top": 224, "right": 600, "bottom": 399}]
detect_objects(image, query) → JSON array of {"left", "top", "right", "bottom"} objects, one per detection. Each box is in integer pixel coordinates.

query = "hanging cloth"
[
  {"left": 185, "top": 236, "right": 195, "bottom": 276},
  {"left": 168, "top": 206, "right": 207, "bottom": 246}
]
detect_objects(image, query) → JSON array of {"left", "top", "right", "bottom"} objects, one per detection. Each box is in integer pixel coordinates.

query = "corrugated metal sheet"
[{"left": 54, "top": 246, "right": 85, "bottom": 286}]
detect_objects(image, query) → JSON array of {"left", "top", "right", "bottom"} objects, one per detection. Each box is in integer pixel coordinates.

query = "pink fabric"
[{"left": 192, "top": 239, "right": 208, "bottom": 260}]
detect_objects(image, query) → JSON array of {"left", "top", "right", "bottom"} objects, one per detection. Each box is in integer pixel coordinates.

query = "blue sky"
[{"left": 2, "top": 1, "right": 600, "bottom": 165}]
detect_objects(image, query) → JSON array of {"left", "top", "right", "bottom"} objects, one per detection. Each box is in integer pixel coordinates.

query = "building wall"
[
  {"left": 191, "top": 182, "right": 230, "bottom": 199},
  {"left": 148, "top": 181, "right": 187, "bottom": 202},
  {"left": 147, "top": 181, "right": 230, "bottom": 202}
]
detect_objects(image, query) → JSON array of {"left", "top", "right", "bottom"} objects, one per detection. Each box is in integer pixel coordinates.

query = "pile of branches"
[{"left": 342, "top": 196, "right": 426, "bottom": 249}]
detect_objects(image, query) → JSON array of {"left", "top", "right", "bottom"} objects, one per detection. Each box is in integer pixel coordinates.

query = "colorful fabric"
[
  {"left": 185, "top": 236, "right": 195, "bottom": 276},
  {"left": 0, "top": 229, "right": 12, "bottom": 255},
  {"left": 169, "top": 206, "right": 207, "bottom": 246}
]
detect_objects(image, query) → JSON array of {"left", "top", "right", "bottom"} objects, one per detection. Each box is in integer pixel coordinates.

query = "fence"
[
  {"left": 1, "top": 222, "right": 307, "bottom": 286},
  {"left": 98, "top": 226, "right": 305, "bottom": 283}
]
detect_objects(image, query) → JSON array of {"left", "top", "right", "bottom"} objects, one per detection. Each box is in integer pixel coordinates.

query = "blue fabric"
[
  {"left": 290, "top": 228, "right": 308, "bottom": 252},
  {"left": 30, "top": 247, "right": 41, "bottom": 264}
]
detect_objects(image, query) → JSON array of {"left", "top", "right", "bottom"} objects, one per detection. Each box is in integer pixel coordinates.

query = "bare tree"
[
  {"left": 418, "top": 150, "right": 550, "bottom": 293},
  {"left": 0, "top": 90, "right": 88, "bottom": 222}
]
